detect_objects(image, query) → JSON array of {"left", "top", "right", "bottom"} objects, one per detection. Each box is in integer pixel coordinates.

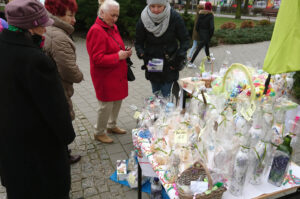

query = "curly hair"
[{"left": 45, "top": 0, "right": 78, "bottom": 16}]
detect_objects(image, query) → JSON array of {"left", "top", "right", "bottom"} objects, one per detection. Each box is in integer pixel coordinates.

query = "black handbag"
[{"left": 126, "top": 57, "right": 135, "bottom": 81}]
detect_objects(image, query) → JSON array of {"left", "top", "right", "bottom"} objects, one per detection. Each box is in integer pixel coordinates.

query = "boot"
[
  {"left": 69, "top": 155, "right": 81, "bottom": 164},
  {"left": 68, "top": 149, "right": 81, "bottom": 164},
  {"left": 107, "top": 127, "right": 127, "bottom": 134},
  {"left": 94, "top": 134, "right": 114, "bottom": 143}
]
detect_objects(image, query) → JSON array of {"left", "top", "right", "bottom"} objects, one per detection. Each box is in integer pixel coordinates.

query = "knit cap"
[
  {"left": 5, "top": 0, "right": 53, "bottom": 30},
  {"left": 147, "top": 0, "right": 168, "bottom": 6}
]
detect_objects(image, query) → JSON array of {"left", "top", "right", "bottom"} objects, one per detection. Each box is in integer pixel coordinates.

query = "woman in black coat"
[
  {"left": 189, "top": 2, "right": 214, "bottom": 66},
  {"left": 135, "top": 0, "right": 189, "bottom": 97},
  {"left": 0, "top": 0, "right": 75, "bottom": 198}
]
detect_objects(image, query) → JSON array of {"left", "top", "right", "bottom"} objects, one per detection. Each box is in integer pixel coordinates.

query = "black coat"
[
  {"left": 196, "top": 10, "right": 214, "bottom": 43},
  {"left": 0, "top": 30, "right": 75, "bottom": 199},
  {"left": 135, "top": 8, "right": 190, "bottom": 83}
]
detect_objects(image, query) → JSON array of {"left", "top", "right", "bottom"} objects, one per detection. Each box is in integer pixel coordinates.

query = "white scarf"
[{"left": 141, "top": 3, "right": 171, "bottom": 37}]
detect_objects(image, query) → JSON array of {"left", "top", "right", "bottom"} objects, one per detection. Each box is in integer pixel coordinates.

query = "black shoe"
[{"left": 69, "top": 154, "right": 81, "bottom": 164}]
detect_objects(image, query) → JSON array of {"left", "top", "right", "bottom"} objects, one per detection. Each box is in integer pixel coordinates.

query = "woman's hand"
[
  {"left": 118, "top": 49, "right": 132, "bottom": 60},
  {"left": 127, "top": 49, "right": 132, "bottom": 57}
]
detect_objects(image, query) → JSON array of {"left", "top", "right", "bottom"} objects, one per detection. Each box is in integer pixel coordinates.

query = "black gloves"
[{"left": 170, "top": 55, "right": 186, "bottom": 71}]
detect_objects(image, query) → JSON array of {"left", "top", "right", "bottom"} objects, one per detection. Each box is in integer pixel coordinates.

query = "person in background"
[
  {"left": 187, "top": 1, "right": 205, "bottom": 68},
  {"left": 188, "top": 1, "right": 214, "bottom": 68},
  {"left": 135, "top": 0, "right": 189, "bottom": 97},
  {"left": 86, "top": 0, "right": 131, "bottom": 143},
  {"left": 44, "top": 0, "right": 83, "bottom": 164},
  {"left": 0, "top": 0, "right": 75, "bottom": 198}
]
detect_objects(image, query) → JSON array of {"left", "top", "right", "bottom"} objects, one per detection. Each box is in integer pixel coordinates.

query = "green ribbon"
[{"left": 8, "top": 25, "right": 24, "bottom": 32}]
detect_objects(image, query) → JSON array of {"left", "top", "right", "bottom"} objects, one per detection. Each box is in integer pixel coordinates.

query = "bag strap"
[{"left": 102, "top": 26, "right": 124, "bottom": 50}]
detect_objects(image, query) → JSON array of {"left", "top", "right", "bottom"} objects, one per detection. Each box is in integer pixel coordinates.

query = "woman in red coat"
[{"left": 86, "top": 0, "right": 132, "bottom": 143}]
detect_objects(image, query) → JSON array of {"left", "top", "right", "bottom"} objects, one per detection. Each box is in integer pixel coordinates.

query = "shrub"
[
  {"left": 220, "top": 22, "right": 236, "bottom": 30},
  {"left": 181, "top": 13, "right": 194, "bottom": 37},
  {"left": 209, "top": 36, "right": 218, "bottom": 47},
  {"left": 75, "top": 0, "right": 98, "bottom": 31},
  {"left": 240, "top": 20, "right": 255, "bottom": 28},
  {"left": 213, "top": 24, "right": 274, "bottom": 45},
  {"left": 252, "top": 8, "right": 263, "bottom": 15},
  {"left": 75, "top": 0, "right": 146, "bottom": 39},
  {"left": 258, "top": 19, "right": 271, "bottom": 26}
]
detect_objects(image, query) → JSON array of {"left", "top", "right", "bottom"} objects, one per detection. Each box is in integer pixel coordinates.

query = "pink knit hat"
[{"left": 5, "top": 0, "right": 53, "bottom": 30}]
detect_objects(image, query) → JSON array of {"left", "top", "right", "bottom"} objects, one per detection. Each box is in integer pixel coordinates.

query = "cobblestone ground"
[{"left": 68, "top": 106, "right": 150, "bottom": 199}]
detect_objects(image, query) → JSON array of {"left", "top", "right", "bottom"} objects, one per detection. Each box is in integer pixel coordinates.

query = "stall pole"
[
  {"left": 138, "top": 163, "right": 142, "bottom": 199},
  {"left": 182, "top": 90, "right": 187, "bottom": 109}
]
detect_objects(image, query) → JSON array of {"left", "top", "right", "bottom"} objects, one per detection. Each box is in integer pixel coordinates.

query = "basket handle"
[
  {"left": 199, "top": 56, "right": 213, "bottom": 75},
  {"left": 193, "top": 161, "right": 214, "bottom": 190},
  {"left": 220, "top": 63, "right": 256, "bottom": 102}
]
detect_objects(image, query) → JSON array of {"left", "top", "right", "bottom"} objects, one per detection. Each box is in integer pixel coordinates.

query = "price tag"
[
  {"left": 246, "top": 102, "right": 256, "bottom": 118},
  {"left": 240, "top": 108, "right": 251, "bottom": 121},
  {"left": 175, "top": 129, "right": 188, "bottom": 144},
  {"left": 133, "top": 111, "right": 141, "bottom": 119}
]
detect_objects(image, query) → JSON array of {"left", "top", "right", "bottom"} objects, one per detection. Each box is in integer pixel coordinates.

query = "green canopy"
[{"left": 263, "top": 0, "right": 300, "bottom": 74}]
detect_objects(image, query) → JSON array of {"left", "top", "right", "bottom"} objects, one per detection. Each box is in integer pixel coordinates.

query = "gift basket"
[{"left": 176, "top": 161, "right": 226, "bottom": 199}]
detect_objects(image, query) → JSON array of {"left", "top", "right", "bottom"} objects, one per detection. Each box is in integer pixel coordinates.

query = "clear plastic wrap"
[{"left": 229, "top": 147, "right": 250, "bottom": 196}]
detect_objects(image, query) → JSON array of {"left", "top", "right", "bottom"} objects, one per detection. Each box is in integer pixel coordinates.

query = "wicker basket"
[
  {"left": 176, "top": 161, "right": 226, "bottom": 199},
  {"left": 201, "top": 78, "right": 213, "bottom": 88}
]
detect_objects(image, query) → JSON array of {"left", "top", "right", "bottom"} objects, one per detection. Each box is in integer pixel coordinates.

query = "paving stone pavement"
[{"left": 1, "top": 38, "right": 300, "bottom": 199}]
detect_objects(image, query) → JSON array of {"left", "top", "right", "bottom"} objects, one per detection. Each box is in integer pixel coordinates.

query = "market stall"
[{"left": 130, "top": 62, "right": 300, "bottom": 199}]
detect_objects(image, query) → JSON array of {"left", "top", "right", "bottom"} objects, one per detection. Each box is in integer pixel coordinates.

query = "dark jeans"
[
  {"left": 190, "top": 41, "right": 210, "bottom": 63},
  {"left": 150, "top": 81, "right": 173, "bottom": 97}
]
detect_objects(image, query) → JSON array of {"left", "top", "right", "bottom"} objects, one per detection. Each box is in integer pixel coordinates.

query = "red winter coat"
[{"left": 86, "top": 18, "right": 128, "bottom": 102}]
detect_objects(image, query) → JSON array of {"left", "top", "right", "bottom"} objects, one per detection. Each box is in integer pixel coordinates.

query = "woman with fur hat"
[
  {"left": 188, "top": 1, "right": 214, "bottom": 67},
  {"left": 0, "top": 0, "right": 75, "bottom": 198},
  {"left": 43, "top": 0, "right": 83, "bottom": 164},
  {"left": 187, "top": 1, "right": 206, "bottom": 67},
  {"left": 135, "top": 0, "right": 189, "bottom": 97}
]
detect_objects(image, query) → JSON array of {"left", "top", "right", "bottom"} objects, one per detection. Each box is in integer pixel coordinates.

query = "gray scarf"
[{"left": 141, "top": 3, "right": 171, "bottom": 37}]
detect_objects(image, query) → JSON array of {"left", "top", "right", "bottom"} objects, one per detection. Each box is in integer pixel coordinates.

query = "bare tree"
[
  {"left": 235, "top": 0, "right": 242, "bottom": 19},
  {"left": 185, "top": 0, "right": 191, "bottom": 14},
  {"left": 244, "top": 0, "right": 249, "bottom": 14}
]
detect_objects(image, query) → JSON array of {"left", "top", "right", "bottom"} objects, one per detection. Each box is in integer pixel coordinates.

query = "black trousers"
[
  {"left": 6, "top": 187, "right": 70, "bottom": 199},
  {"left": 191, "top": 41, "right": 210, "bottom": 63}
]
